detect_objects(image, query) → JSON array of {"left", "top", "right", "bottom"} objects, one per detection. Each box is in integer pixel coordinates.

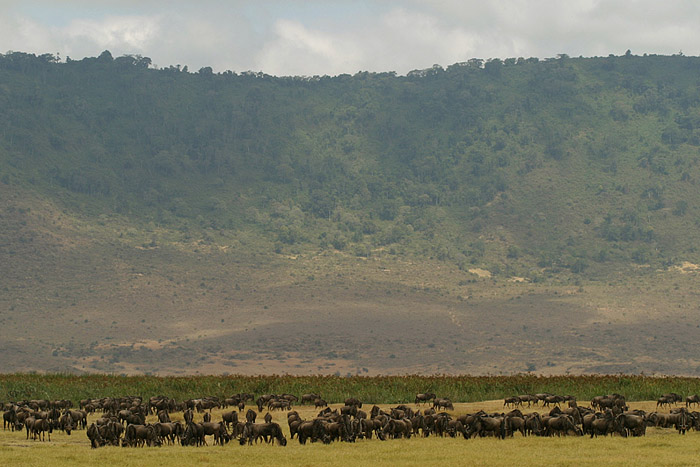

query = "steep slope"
[{"left": 2, "top": 51, "right": 700, "bottom": 375}]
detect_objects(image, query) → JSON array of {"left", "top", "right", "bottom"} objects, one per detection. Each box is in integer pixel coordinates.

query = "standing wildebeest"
[
  {"left": 314, "top": 398, "right": 328, "bottom": 408},
  {"left": 123, "top": 424, "right": 159, "bottom": 447},
  {"left": 433, "top": 398, "right": 454, "bottom": 411},
  {"left": 542, "top": 395, "right": 565, "bottom": 407},
  {"left": 154, "top": 422, "right": 183, "bottom": 445},
  {"left": 301, "top": 393, "right": 321, "bottom": 405},
  {"left": 616, "top": 413, "right": 646, "bottom": 437},
  {"left": 26, "top": 417, "right": 53, "bottom": 441},
  {"left": 664, "top": 393, "right": 683, "bottom": 404},
  {"left": 518, "top": 395, "right": 538, "bottom": 407},
  {"left": 685, "top": 395, "right": 700, "bottom": 408},
  {"left": 415, "top": 393, "right": 436, "bottom": 405},
  {"left": 58, "top": 411, "right": 76, "bottom": 435},
  {"left": 657, "top": 396, "right": 675, "bottom": 408},
  {"left": 268, "top": 400, "right": 291, "bottom": 411},
  {"left": 344, "top": 398, "right": 362, "bottom": 408},
  {"left": 503, "top": 396, "right": 521, "bottom": 408},
  {"left": 524, "top": 413, "right": 543, "bottom": 436},
  {"left": 589, "top": 410, "right": 619, "bottom": 438},
  {"left": 246, "top": 409, "right": 257, "bottom": 423},
  {"left": 3, "top": 409, "right": 17, "bottom": 431},
  {"left": 222, "top": 411, "right": 238, "bottom": 429},
  {"left": 157, "top": 410, "right": 171, "bottom": 423}
]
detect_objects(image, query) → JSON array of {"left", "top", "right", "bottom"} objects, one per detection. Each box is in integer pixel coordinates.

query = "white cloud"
[
  {"left": 64, "top": 15, "right": 160, "bottom": 51},
  {"left": 256, "top": 19, "right": 363, "bottom": 75},
  {"left": 3, "top": 1, "right": 700, "bottom": 75},
  {"left": 0, "top": 12, "right": 161, "bottom": 60}
]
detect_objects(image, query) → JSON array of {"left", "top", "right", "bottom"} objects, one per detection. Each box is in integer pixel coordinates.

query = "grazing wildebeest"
[
  {"left": 544, "top": 415, "right": 582, "bottom": 437},
  {"left": 381, "top": 419, "right": 413, "bottom": 439},
  {"left": 63, "top": 409, "right": 88, "bottom": 429},
  {"left": 240, "top": 422, "right": 287, "bottom": 445},
  {"left": 87, "top": 423, "right": 106, "bottom": 448}
]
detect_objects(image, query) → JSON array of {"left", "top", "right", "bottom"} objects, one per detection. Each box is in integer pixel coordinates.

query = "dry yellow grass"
[{"left": 2, "top": 401, "right": 700, "bottom": 466}]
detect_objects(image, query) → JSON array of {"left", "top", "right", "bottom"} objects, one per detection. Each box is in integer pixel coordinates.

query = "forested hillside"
[
  {"left": 2, "top": 51, "right": 700, "bottom": 375},
  {"left": 3, "top": 51, "right": 700, "bottom": 277}
]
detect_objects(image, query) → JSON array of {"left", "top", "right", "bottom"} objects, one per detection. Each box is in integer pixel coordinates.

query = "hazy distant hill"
[{"left": 2, "top": 51, "right": 700, "bottom": 376}]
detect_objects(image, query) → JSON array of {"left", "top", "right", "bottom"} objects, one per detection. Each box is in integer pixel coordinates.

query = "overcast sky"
[{"left": 1, "top": 1, "right": 698, "bottom": 76}]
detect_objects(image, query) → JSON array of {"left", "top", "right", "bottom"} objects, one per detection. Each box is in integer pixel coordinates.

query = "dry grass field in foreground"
[{"left": 2, "top": 400, "right": 700, "bottom": 466}]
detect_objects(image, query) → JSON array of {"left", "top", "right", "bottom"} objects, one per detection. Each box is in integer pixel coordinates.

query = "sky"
[{"left": 1, "top": 1, "right": 699, "bottom": 76}]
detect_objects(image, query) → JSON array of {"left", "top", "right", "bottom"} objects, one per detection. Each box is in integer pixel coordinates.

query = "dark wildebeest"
[
  {"left": 240, "top": 422, "right": 287, "bottom": 446},
  {"left": 64, "top": 409, "right": 88, "bottom": 429},
  {"left": 657, "top": 396, "right": 675, "bottom": 409},
  {"left": 222, "top": 411, "right": 238, "bottom": 429},
  {"left": 123, "top": 424, "right": 159, "bottom": 447},
  {"left": 314, "top": 398, "right": 328, "bottom": 408},
  {"left": 183, "top": 409, "right": 194, "bottom": 424},
  {"left": 381, "top": 419, "right": 412, "bottom": 439},
  {"left": 3, "top": 409, "right": 17, "bottom": 431},
  {"left": 686, "top": 395, "right": 700, "bottom": 408},
  {"left": 301, "top": 393, "right": 321, "bottom": 405},
  {"left": 157, "top": 410, "right": 171, "bottom": 423},
  {"left": 503, "top": 396, "right": 521, "bottom": 408},
  {"left": 154, "top": 422, "right": 183, "bottom": 445},
  {"left": 200, "top": 421, "right": 231, "bottom": 445},
  {"left": 27, "top": 417, "right": 53, "bottom": 441},
  {"left": 246, "top": 409, "right": 257, "bottom": 423},
  {"left": 589, "top": 411, "right": 619, "bottom": 438},
  {"left": 87, "top": 423, "right": 106, "bottom": 448},
  {"left": 616, "top": 413, "right": 646, "bottom": 437},
  {"left": 415, "top": 393, "right": 436, "bottom": 405},
  {"left": 433, "top": 398, "right": 454, "bottom": 411},
  {"left": 344, "top": 398, "right": 362, "bottom": 408}
]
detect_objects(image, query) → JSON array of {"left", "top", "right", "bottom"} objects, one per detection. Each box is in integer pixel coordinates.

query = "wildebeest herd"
[{"left": 2, "top": 390, "right": 699, "bottom": 448}]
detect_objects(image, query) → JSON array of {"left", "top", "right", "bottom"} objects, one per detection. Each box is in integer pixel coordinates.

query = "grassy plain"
[{"left": 1, "top": 401, "right": 698, "bottom": 466}]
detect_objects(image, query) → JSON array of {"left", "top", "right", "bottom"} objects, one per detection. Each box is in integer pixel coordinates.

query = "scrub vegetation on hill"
[
  {"left": 2, "top": 50, "right": 700, "bottom": 279},
  {"left": 2, "top": 50, "right": 700, "bottom": 376}
]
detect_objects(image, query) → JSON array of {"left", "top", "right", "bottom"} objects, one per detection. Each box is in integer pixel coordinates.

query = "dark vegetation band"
[{"left": 3, "top": 374, "right": 700, "bottom": 404}]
